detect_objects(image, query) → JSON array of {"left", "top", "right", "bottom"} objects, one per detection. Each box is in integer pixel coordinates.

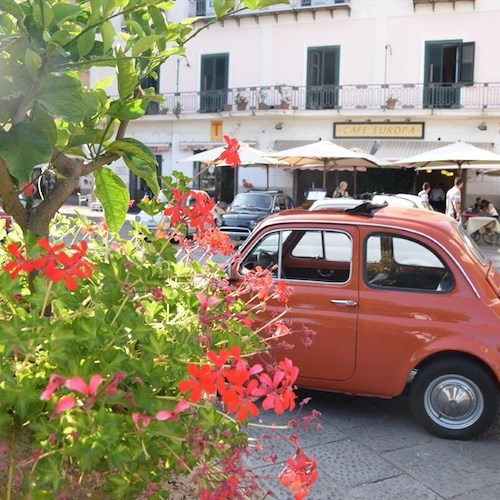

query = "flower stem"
[
  {"left": 40, "top": 281, "right": 53, "bottom": 318},
  {"left": 6, "top": 426, "right": 15, "bottom": 500}
]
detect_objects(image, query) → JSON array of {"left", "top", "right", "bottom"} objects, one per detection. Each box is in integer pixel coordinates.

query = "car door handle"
[{"left": 330, "top": 299, "right": 358, "bottom": 307}]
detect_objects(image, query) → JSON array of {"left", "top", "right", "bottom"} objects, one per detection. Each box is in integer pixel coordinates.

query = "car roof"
[
  {"left": 309, "top": 197, "right": 365, "bottom": 210},
  {"left": 257, "top": 205, "right": 454, "bottom": 237}
]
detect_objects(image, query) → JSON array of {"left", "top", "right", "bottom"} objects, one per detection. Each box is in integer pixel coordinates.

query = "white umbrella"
[
  {"left": 268, "top": 139, "right": 390, "bottom": 190},
  {"left": 393, "top": 141, "right": 500, "bottom": 172},
  {"left": 179, "top": 142, "right": 288, "bottom": 189},
  {"left": 179, "top": 142, "right": 288, "bottom": 167}
]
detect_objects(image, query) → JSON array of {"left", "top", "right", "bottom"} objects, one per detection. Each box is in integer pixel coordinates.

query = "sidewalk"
[{"left": 59, "top": 196, "right": 136, "bottom": 222}]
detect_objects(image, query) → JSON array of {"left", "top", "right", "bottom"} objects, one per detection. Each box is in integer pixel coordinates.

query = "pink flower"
[
  {"left": 53, "top": 396, "right": 76, "bottom": 416},
  {"left": 40, "top": 374, "right": 67, "bottom": 400},
  {"left": 132, "top": 412, "right": 151, "bottom": 431},
  {"left": 65, "top": 375, "right": 103, "bottom": 397},
  {"left": 155, "top": 399, "right": 189, "bottom": 421}
]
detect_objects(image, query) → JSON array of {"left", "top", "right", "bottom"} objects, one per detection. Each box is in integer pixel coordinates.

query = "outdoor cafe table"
[{"left": 465, "top": 216, "right": 500, "bottom": 241}]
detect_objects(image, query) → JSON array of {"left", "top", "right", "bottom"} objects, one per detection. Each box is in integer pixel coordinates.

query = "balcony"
[
  {"left": 191, "top": 0, "right": 351, "bottom": 19},
  {"left": 145, "top": 82, "right": 500, "bottom": 116}
]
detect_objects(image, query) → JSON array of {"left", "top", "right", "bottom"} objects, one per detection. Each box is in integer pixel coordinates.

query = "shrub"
[{"left": 0, "top": 177, "right": 318, "bottom": 498}]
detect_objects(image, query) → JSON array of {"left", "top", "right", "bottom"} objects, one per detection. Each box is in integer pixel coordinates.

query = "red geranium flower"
[{"left": 215, "top": 135, "right": 241, "bottom": 167}]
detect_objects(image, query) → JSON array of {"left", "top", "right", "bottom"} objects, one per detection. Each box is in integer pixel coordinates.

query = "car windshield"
[{"left": 231, "top": 193, "right": 272, "bottom": 210}]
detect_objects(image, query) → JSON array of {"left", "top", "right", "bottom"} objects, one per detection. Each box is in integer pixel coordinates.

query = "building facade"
[{"left": 89, "top": 0, "right": 500, "bottom": 208}]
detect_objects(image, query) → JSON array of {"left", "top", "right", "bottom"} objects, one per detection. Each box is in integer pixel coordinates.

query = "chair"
[{"left": 77, "top": 192, "right": 88, "bottom": 206}]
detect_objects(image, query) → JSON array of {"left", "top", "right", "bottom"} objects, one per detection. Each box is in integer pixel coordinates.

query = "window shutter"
[{"left": 459, "top": 42, "right": 475, "bottom": 85}]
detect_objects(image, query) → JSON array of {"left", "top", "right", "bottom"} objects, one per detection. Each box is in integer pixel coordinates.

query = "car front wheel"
[{"left": 410, "top": 357, "right": 499, "bottom": 440}]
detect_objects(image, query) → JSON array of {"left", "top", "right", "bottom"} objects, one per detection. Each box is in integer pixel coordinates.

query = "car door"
[
  {"left": 238, "top": 225, "right": 359, "bottom": 383},
  {"left": 355, "top": 230, "right": 463, "bottom": 394}
]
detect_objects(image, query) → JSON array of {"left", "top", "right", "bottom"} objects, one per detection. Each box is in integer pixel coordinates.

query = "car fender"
[{"left": 409, "top": 337, "right": 500, "bottom": 385}]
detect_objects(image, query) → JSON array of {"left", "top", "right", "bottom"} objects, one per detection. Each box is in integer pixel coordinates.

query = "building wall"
[{"left": 89, "top": 0, "right": 500, "bottom": 207}]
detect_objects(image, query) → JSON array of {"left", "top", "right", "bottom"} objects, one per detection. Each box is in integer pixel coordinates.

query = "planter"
[
  {"left": 236, "top": 103, "right": 247, "bottom": 111},
  {"left": 258, "top": 102, "right": 268, "bottom": 110},
  {"left": 222, "top": 103, "right": 233, "bottom": 111},
  {"left": 386, "top": 98, "right": 398, "bottom": 109},
  {"left": 280, "top": 101, "right": 290, "bottom": 110}
]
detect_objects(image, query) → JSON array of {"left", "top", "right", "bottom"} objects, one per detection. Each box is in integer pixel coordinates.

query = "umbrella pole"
[
  {"left": 353, "top": 169, "right": 357, "bottom": 197},
  {"left": 322, "top": 164, "right": 327, "bottom": 189}
]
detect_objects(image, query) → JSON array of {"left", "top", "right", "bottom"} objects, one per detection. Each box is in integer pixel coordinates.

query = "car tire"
[{"left": 410, "top": 357, "right": 499, "bottom": 440}]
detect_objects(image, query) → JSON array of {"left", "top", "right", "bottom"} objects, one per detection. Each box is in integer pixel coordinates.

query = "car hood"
[{"left": 222, "top": 211, "right": 268, "bottom": 221}]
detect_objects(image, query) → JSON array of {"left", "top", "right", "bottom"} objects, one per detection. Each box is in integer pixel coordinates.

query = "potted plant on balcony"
[
  {"left": 234, "top": 92, "right": 248, "bottom": 110},
  {"left": 222, "top": 102, "right": 233, "bottom": 111},
  {"left": 257, "top": 88, "right": 268, "bottom": 110},
  {"left": 276, "top": 84, "right": 291, "bottom": 109},
  {"left": 385, "top": 95, "right": 399, "bottom": 109},
  {"left": 173, "top": 101, "right": 182, "bottom": 118}
]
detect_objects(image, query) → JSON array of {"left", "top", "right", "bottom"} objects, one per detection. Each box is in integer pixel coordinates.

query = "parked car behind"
[
  {"left": 229, "top": 205, "right": 500, "bottom": 439},
  {"left": 309, "top": 194, "right": 433, "bottom": 212},
  {"left": 217, "top": 190, "right": 294, "bottom": 241}
]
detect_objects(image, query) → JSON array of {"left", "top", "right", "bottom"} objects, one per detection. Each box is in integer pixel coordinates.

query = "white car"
[
  {"left": 309, "top": 194, "right": 434, "bottom": 212},
  {"left": 134, "top": 189, "right": 216, "bottom": 236}
]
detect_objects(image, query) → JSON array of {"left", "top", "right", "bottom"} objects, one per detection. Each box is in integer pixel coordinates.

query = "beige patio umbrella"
[
  {"left": 393, "top": 141, "right": 500, "bottom": 173},
  {"left": 179, "top": 142, "right": 289, "bottom": 189},
  {"left": 268, "top": 139, "right": 389, "bottom": 189}
]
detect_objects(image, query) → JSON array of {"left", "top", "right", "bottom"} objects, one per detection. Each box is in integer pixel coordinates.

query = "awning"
[
  {"left": 180, "top": 140, "right": 258, "bottom": 151},
  {"left": 274, "top": 140, "right": 494, "bottom": 162}
]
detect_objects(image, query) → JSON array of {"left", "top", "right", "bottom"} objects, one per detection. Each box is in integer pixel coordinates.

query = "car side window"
[
  {"left": 284, "top": 230, "right": 352, "bottom": 283},
  {"left": 239, "top": 231, "right": 285, "bottom": 277},
  {"left": 365, "top": 234, "right": 454, "bottom": 292}
]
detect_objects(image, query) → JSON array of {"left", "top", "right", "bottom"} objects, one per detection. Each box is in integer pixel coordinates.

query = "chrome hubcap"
[{"left": 424, "top": 375, "right": 483, "bottom": 430}]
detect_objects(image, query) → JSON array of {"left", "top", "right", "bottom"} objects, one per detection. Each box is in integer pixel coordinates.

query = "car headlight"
[
  {"left": 216, "top": 217, "right": 223, "bottom": 227},
  {"left": 135, "top": 215, "right": 141, "bottom": 222},
  {"left": 249, "top": 219, "right": 258, "bottom": 229}
]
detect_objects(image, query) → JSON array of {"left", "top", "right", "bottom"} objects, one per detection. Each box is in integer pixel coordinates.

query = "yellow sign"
[
  {"left": 210, "top": 120, "right": 223, "bottom": 141},
  {"left": 334, "top": 122, "right": 424, "bottom": 139}
]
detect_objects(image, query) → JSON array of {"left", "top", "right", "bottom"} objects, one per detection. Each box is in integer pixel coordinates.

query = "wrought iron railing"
[{"left": 145, "top": 83, "right": 500, "bottom": 116}]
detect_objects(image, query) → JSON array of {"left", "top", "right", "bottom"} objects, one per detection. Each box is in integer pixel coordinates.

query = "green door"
[
  {"left": 306, "top": 46, "right": 340, "bottom": 110},
  {"left": 200, "top": 54, "right": 229, "bottom": 112},
  {"left": 424, "top": 41, "right": 475, "bottom": 109}
]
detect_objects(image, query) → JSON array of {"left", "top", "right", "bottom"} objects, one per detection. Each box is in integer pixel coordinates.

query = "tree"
[{"left": 0, "top": 0, "right": 286, "bottom": 237}]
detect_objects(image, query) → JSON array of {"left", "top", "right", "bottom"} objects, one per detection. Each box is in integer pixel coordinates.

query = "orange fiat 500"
[{"left": 229, "top": 203, "right": 500, "bottom": 440}]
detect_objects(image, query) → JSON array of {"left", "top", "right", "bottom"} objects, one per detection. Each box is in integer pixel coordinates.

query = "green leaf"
[
  {"left": 116, "top": 49, "right": 137, "bottom": 98},
  {"left": 51, "top": 3, "right": 83, "bottom": 23},
  {"left": 100, "top": 20, "right": 115, "bottom": 53},
  {"left": 131, "top": 35, "right": 162, "bottom": 57},
  {"left": 31, "top": 107, "right": 58, "bottom": 145},
  {"left": 213, "top": 0, "right": 234, "bottom": 17},
  {"left": 93, "top": 167, "right": 130, "bottom": 232},
  {"left": 107, "top": 99, "right": 148, "bottom": 120},
  {"left": 107, "top": 138, "right": 159, "bottom": 195},
  {"left": 35, "top": 73, "right": 85, "bottom": 122},
  {"left": 24, "top": 48, "right": 42, "bottom": 73},
  {"left": 77, "top": 27, "right": 96, "bottom": 58},
  {"left": 93, "top": 76, "right": 114, "bottom": 91},
  {"left": 0, "top": 0, "right": 24, "bottom": 20},
  {"left": 0, "top": 122, "right": 52, "bottom": 184}
]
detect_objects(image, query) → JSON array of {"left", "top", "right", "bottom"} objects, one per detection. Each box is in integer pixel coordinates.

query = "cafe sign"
[{"left": 334, "top": 122, "right": 424, "bottom": 139}]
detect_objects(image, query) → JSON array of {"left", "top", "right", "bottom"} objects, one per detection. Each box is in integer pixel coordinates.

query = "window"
[
  {"left": 424, "top": 40, "right": 475, "bottom": 108},
  {"left": 306, "top": 46, "right": 340, "bottom": 110},
  {"left": 240, "top": 229, "right": 352, "bottom": 283},
  {"left": 200, "top": 54, "right": 229, "bottom": 112},
  {"left": 365, "top": 234, "right": 453, "bottom": 292}
]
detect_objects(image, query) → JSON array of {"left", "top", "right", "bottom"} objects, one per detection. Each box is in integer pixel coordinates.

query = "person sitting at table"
[
  {"left": 471, "top": 197, "right": 482, "bottom": 213},
  {"left": 479, "top": 199, "right": 499, "bottom": 219}
]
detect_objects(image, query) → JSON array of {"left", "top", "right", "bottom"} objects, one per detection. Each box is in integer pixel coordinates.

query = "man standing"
[{"left": 445, "top": 177, "right": 463, "bottom": 222}]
